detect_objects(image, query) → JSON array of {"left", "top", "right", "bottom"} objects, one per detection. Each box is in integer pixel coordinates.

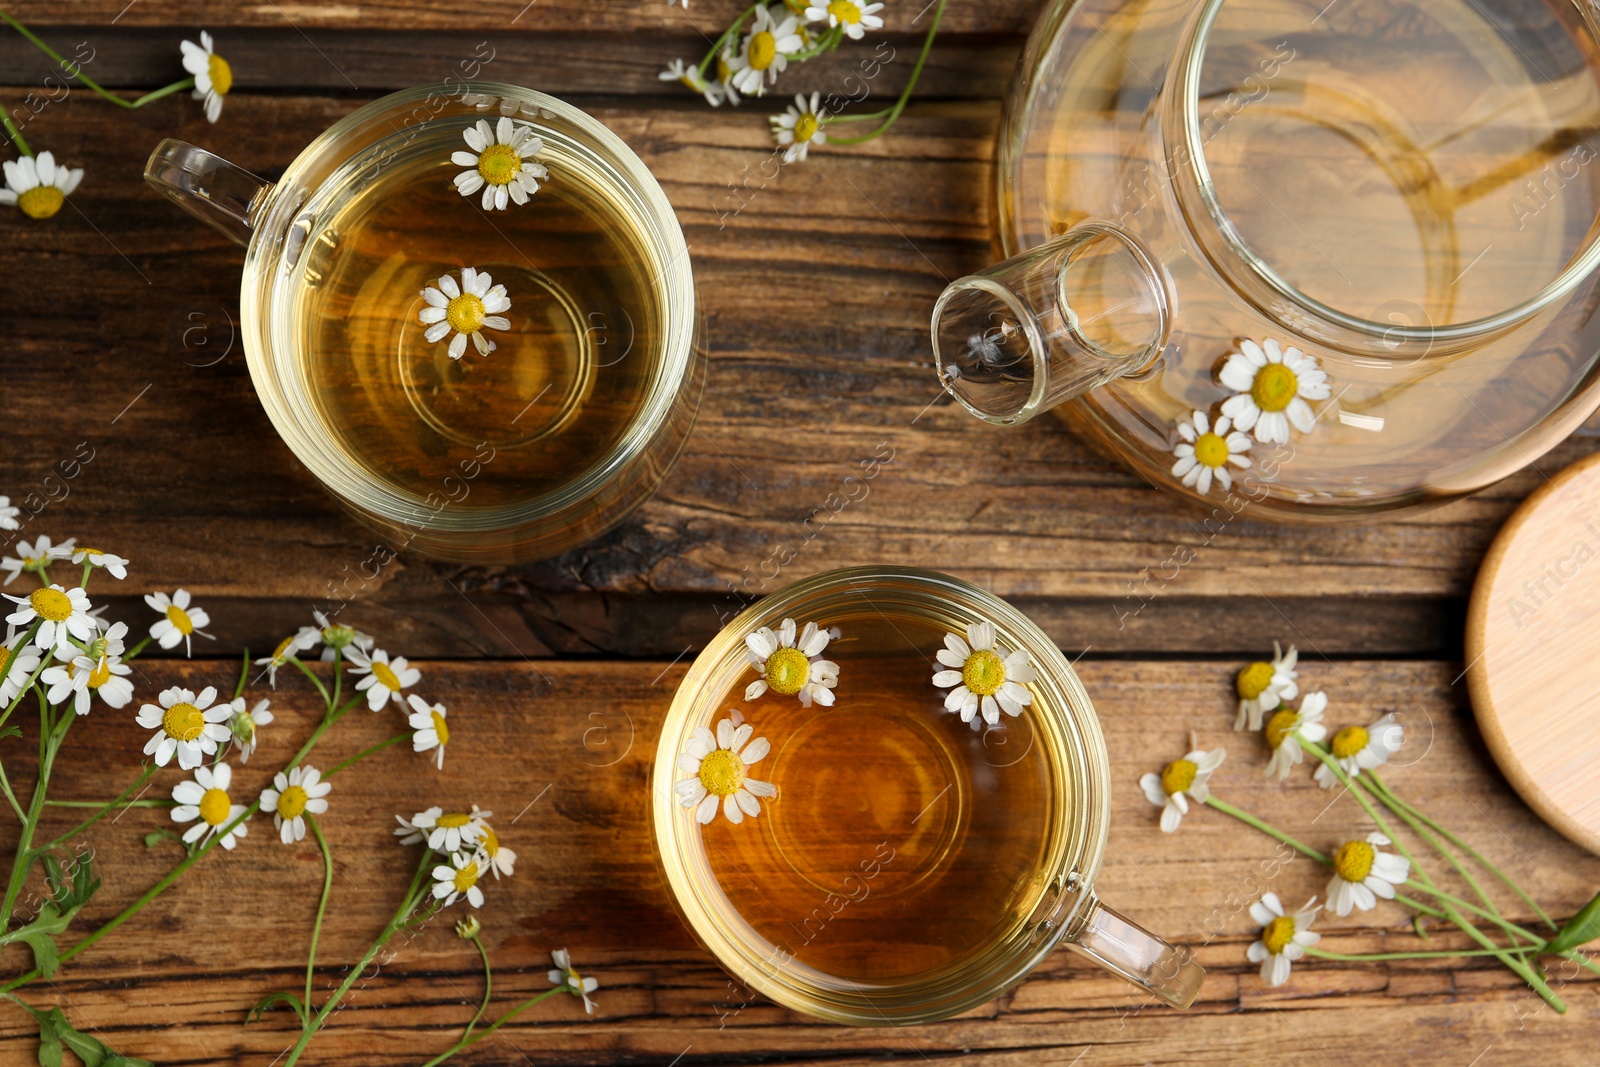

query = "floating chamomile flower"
[
  {"left": 145, "top": 588, "right": 214, "bottom": 656},
  {"left": 744, "top": 618, "right": 839, "bottom": 707},
  {"left": 260, "top": 764, "right": 331, "bottom": 845},
  {"left": 179, "top": 31, "right": 233, "bottom": 124},
  {"left": 1, "top": 535, "right": 75, "bottom": 585},
  {"left": 932, "top": 619, "right": 1036, "bottom": 729},
  {"left": 660, "top": 58, "right": 725, "bottom": 106},
  {"left": 726, "top": 5, "right": 804, "bottom": 96},
  {"left": 1247, "top": 892, "right": 1320, "bottom": 987},
  {"left": 772, "top": 91, "right": 828, "bottom": 163},
  {"left": 0, "top": 497, "right": 17, "bottom": 531},
  {"left": 407, "top": 806, "right": 485, "bottom": 853},
  {"left": 5, "top": 584, "right": 96, "bottom": 657},
  {"left": 1140, "top": 746, "right": 1226, "bottom": 833},
  {"left": 1326, "top": 832, "right": 1411, "bottom": 916},
  {"left": 805, "top": 1, "right": 885, "bottom": 39},
  {"left": 137, "top": 685, "right": 232, "bottom": 769},
  {"left": 1313, "top": 713, "right": 1404, "bottom": 789},
  {"left": 418, "top": 267, "right": 512, "bottom": 360},
  {"left": 1235, "top": 641, "right": 1298, "bottom": 732},
  {"left": 675, "top": 716, "right": 776, "bottom": 825},
  {"left": 346, "top": 646, "right": 421, "bottom": 710},
  {"left": 41, "top": 644, "right": 134, "bottom": 716},
  {"left": 171, "top": 762, "right": 249, "bottom": 849},
  {"left": 1218, "top": 338, "right": 1330, "bottom": 445},
  {"left": 451, "top": 117, "right": 548, "bottom": 210},
  {"left": 1, "top": 152, "right": 84, "bottom": 220},
  {"left": 1170, "top": 410, "right": 1252, "bottom": 497},
  {"left": 1263, "top": 692, "right": 1328, "bottom": 780},
  {"left": 407, "top": 693, "right": 451, "bottom": 770},
  {"left": 432, "top": 851, "right": 486, "bottom": 908},
  {"left": 549, "top": 947, "right": 599, "bottom": 1014},
  {"left": 254, "top": 629, "right": 318, "bottom": 687},
  {"left": 70, "top": 546, "right": 128, "bottom": 579},
  {"left": 229, "top": 696, "right": 274, "bottom": 763},
  {"left": 0, "top": 626, "right": 43, "bottom": 707}
]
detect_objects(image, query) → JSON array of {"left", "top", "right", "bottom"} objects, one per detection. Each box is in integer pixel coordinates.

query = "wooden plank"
[
  {"left": 0, "top": 658, "right": 1592, "bottom": 1064},
  {"left": 1, "top": 88, "right": 1593, "bottom": 619}
]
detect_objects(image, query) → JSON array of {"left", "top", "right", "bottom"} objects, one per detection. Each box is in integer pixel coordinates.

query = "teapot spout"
[{"left": 932, "top": 221, "right": 1169, "bottom": 424}]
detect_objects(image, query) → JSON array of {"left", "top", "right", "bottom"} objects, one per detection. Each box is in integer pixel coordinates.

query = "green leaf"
[
  {"left": 34, "top": 1009, "right": 62, "bottom": 1067},
  {"left": 1550, "top": 889, "right": 1600, "bottom": 953},
  {"left": 247, "top": 989, "right": 308, "bottom": 1027}
]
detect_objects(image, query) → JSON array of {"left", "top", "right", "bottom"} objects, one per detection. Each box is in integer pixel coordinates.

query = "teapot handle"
[
  {"left": 144, "top": 139, "right": 273, "bottom": 248},
  {"left": 1062, "top": 891, "right": 1206, "bottom": 1008}
]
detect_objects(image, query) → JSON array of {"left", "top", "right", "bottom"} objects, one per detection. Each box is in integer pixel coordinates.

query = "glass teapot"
[{"left": 933, "top": 0, "right": 1600, "bottom": 519}]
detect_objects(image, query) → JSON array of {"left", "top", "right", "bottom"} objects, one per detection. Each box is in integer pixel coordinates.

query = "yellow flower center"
[
  {"left": 437, "top": 812, "right": 471, "bottom": 828},
  {"left": 29, "top": 588, "right": 72, "bottom": 623},
  {"left": 1236, "top": 661, "right": 1274, "bottom": 700},
  {"left": 962, "top": 649, "right": 1007, "bottom": 697},
  {"left": 277, "top": 784, "right": 309, "bottom": 820},
  {"left": 475, "top": 142, "right": 521, "bottom": 186},
  {"left": 429, "top": 710, "right": 450, "bottom": 746},
  {"left": 271, "top": 635, "right": 297, "bottom": 663},
  {"left": 828, "top": 0, "right": 863, "bottom": 22},
  {"left": 1160, "top": 758, "right": 1198, "bottom": 797},
  {"left": 1193, "top": 431, "right": 1230, "bottom": 468},
  {"left": 199, "top": 787, "right": 231, "bottom": 826},
  {"left": 208, "top": 53, "right": 233, "bottom": 96},
  {"left": 1264, "top": 709, "right": 1299, "bottom": 750},
  {"left": 481, "top": 826, "right": 499, "bottom": 857},
  {"left": 452, "top": 860, "right": 480, "bottom": 893},
  {"left": 1333, "top": 839, "right": 1376, "bottom": 883},
  {"left": 87, "top": 656, "right": 113, "bottom": 688},
  {"left": 17, "top": 185, "right": 64, "bottom": 220},
  {"left": 748, "top": 31, "right": 777, "bottom": 71},
  {"left": 1330, "top": 725, "right": 1370, "bottom": 760},
  {"left": 1251, "top": 362, "right": 1299, "bottom": 413},
  {"left": 698, "top": 748, "right": 744, "bottom": 796},
  {"left": 372, "top": 660, "right": 403, "bottom": 692},
  {"left": 764, "top": 646, "right": 811, "bottom": 695},
  {"left": 794, "top": 112, "right": 820, "bottom": 143},
  {"left": 716, "top": 53, "right": 734, "bottom": 82},
  {"left": 445, "top": 293, "right": 487, "bottom": 335},
  {"left": 1261, "top": 915, "right": 1296, "bottom": 955},
  {"left": 0, "top": 647, "right": 10, "bottom": 675},
  {"left": 162, "top": 702, "right": 207, "bottom": 742},
  {"left": 165, "top": 604, "right": 195, "bottom": 635}
]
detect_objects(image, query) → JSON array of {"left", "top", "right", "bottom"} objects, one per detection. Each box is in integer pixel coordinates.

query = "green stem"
[
  {"left": 0, "top": 10, "right": 194, "bottom": 109},
  {"left": 697, "top": 4, "right": 759, "bottom": 77},
  {"left": 234, "top": 649, "right": 251, "bottom": 701},
  {"left": 120, "top": 635, "right": 153, "bottom": 663},
  {"left": 0, "top": 108, "right": 31, "bottom": 157},
  {"left": 0, "top": 762, "right": 26, "bottom": 823},
  {"left": 1203, "top": 795, "right": 1328, "bottom": 863},
  {"left": 305, "top": 816, "right": 334, "bottom": 1013},
  {"left": 324, "top": 734, "right": 409, "bottom": 778},
  {"left": 288, "top": 657, "right": 332, "bottom": 709},
  {"left": 826, "top": 0, "right": 949, "bottom": 146},
  {"left": 43, "top": 798, "right": 169, "bottom": 809},
  {"left": 1306, "top": 946, "right": 1530, "bottom": 962},
  {"left": 416, "top": 988, "right": 568, "bottom": 1067},
  {"left": 463, "top": 934, "right": 492, "bottom": 1040},
  {"left": 34, "top": 764, "right": 161, "bottom": 852},
  {"left": 0, "top": 709, "right": 71, "bottom": 937}
]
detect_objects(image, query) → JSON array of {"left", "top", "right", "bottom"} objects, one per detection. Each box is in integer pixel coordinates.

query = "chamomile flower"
[
  {"left": 1248, "top": 893, "right": 1320, "bottom": 986},
  {"left": 715, "top": 47, "right": 743, "bottom": 106},
  {"left": 726, "top": 5, "right": 804, "bottom": 96},
  {"left": 393, "top": 812, "right": 425, "bottom": 847},
  {"left": 1235, "top": 641, "right": 1299, "bottom": 731},
  {"left": 1, "top": 535, "right": 75, "bottom": 585},
  {"left": 1263, "top": 691, "right": 1329, "bottom": 780},
  {"left": 145, "top": 588, "right": 214, "bottom": 656},
  {"left": 549, "top": 948, "right": 599, "bottom": 1013},
  {"left": 407, "top": 694, "right": 450, "bottom": 770},
  {"left": 772, "top": 92, "right": 827, "bottom": 163},
  {"left": 5, "top": 584, "right": 96, "bottom": 657},
  {"left": 1, "top": 152, "right": 84, "bottom": 220},
  {"left": 408, "top": 806, "right": 485, "bottom": 853},
  {"left": 259, "top": 765, "right": 331, "bottom": 845},
  {"left": 451, "top": 117, "right": 548, "bottom": 210},
  {"left": 171, "top": 762, "right": 249, "bottom": 849},
  {"left": 41, "top": 644, "right": 134, "bottom": 716},
  {"left": 0, "top": 626, "right": 42, "bottom": 707},
  {"left": 179, "top": 31, "right": 232, "bottom": 124},
  {"left": 456, "top": 916, "right": 481, "bottom": 940},
  {"left": 1218, "top": 338, "right": 1331, "bottom": 445},
  {"left": 418, "top": 267, "right": 512, "bottom": 360},
  {"left": 0, "top": 496, "right": 18, "bottom": 531},
  {"left": 744, "top": 618, "right": 839, "bottom": 707},
  {"left": 346, "top": 647, "right": 421, "bottom": 710},
  {"left": 675, "top": 716, "right": 777, "bottom": 825},
  {"left": 1326, "top": 832, "right": 1411, "bottom": 916},
  {"left": 1313, "top": 713, "right": 1405, "bottom": 789},
  {"left": 229, "top": 697, "right": 274, "bottom": 763},
  {"left": 1170, "top": 410, "right": 1252, "bottom": 496},
  {"left": 310, "top": 610, "right": 371, "bottom": 662},
  {"left": 805, "top": 1, "right": 885, "bottom": 39},
  {"left": 254, "top": 629, "right": 318, "bottom": 687},
  {"left": 137, "top": 685, "right": 232, "bottom": 769},
  {"left": 69, "top": 546, "right": 128, "bottom": 579},
  {"left": 1140, "top": 746, "right": 1226, "bottom": 833},
  {"left": 932, "top": 620, "right": 1036, "bottom": 728},
  {"left": 432, "top": 851, "right": 486, "bottom": 908},
  {"left": 660, "top": 58, "right": 725, "bottom": 106},
  {"left": 471, "top": 805, "right": 516, "bottom": 879}
]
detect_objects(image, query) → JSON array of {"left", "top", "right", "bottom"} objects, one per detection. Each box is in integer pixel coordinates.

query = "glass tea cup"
[
  {"left": 652, "top": 566, "right": 1204, "bottom": 1024},
  {"left": 146, "top": 83, "right": 703, "bottom": 563}
]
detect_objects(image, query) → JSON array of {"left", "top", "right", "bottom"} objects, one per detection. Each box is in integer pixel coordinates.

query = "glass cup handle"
[
  {"left": 143, "top": 139, "right": 273, "bottom": 248},
  {"left": 1062, "top": 891, "right": 1206, "bottom": 1008}
]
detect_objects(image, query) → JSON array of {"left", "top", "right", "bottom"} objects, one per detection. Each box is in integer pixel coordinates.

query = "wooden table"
[{"left": 1, "top": 2, "right": 1596, "bottom": 1063}]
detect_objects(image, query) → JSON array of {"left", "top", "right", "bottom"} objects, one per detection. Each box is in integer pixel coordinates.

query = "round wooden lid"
[{"left": 1467, "top": 450, "right": 1600, "bottom": 856}]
